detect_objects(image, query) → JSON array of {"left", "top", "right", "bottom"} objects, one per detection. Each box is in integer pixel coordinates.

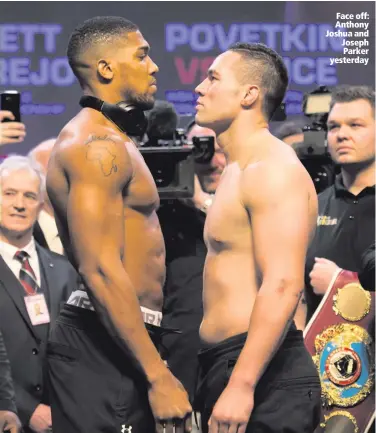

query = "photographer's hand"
[
  {"left": 0, "top": 111, "right": 26, "bottom": 146},
  {"left": 180, "top": 175, "right": 214, "bottom": 214}
]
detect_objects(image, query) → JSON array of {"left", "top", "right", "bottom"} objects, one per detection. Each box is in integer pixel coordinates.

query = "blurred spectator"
[
  {"left": 159, "top": 122, "right": 226, "bottom": 404},
  {"left": 0, "top": 112, "right": 26, "bottom": 146},
  {"left": 0, "top": 155, "right": 78, "bottom": 433},
  {"left": 190, "top": 124, "right": 226, "bottom": 196},
  {"left": 28, "top": 138, "right": 64, "bottom": 255},
  {"left": 300, "top": 85, "right": 375, "bottom": 324},
  {"left": 145, "top": 100, "right": 179, "bottom": 144},
  {"left": 0, "top": 329, "right": 21, "bottom": 433},
  {"left": 274, "top": 120, "right": 304, "bottom": 147}
]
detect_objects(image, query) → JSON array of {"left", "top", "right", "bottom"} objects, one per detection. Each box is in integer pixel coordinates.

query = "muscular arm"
[
  {"left": 230, "top": 163, "right": 313, "bottom": 388},
  {"left": 61, "top": 133, "right": 168, "bottom": 384}
]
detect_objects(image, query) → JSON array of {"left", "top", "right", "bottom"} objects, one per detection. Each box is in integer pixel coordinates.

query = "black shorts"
[
  {"left": 195, "top": 328, "right": 322, "bottom": 433},
  {"left": 47, "top": 304, "right": 159, "bottom": 433}
]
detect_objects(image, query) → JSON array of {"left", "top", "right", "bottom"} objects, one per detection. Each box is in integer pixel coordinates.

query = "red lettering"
[
  {"left": 175, "top": 56, "right": 217, "bottom": 85},
  {"left": 174, "top": 57, "right": 199, "bottom": 85}
]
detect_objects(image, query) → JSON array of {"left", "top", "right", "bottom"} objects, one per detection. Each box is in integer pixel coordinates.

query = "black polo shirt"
[{"left": 305, "top": 174, "right": 375, "bottom": 321}]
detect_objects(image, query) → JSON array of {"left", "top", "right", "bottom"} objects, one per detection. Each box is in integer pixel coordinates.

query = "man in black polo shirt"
[{"left": 302, "top": 85, "right": 375, "bottom": 324}]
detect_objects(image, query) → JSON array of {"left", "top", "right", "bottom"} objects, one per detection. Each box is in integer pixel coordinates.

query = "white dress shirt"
[{"left": 0, "top": 238, "right": 41, "bottom": 287}]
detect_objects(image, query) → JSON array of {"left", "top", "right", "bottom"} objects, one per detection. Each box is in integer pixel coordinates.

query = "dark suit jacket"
[
  {"left": 0, "top": 243, "right": 78, "bottom": 428},
  {"left": 0, "top": 329, "right": 17, "bottom": 413},
  {"left": 33, "top": 222, "right": 49, "bottom": 251}
]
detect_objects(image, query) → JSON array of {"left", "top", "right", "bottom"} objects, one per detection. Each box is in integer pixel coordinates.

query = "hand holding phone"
[
  {"left": 1, "top": 91, "right": 21, "bottom": 122},
  {"left": 0, "top": 91, "right": 26, "bottom": 145}
]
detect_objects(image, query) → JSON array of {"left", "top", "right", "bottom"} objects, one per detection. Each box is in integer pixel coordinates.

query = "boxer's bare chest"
[
  {"left": 204, "top": 166, "right": 251, "bottom": 252},
  {"left": 123, "top": 143, "right": 160, "bottom": 215}
]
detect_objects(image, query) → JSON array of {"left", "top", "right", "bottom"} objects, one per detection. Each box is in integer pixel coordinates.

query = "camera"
[
  {"left": 294, "top": 86, "right": 337, "bottom": 193},
  {"left": 139, "top": 128, "right": 215, "bottom": 199}
]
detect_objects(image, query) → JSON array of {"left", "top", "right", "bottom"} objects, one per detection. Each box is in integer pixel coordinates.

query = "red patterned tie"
[{"left": 14, "top": 250, "right": 39, "bottom": 295}]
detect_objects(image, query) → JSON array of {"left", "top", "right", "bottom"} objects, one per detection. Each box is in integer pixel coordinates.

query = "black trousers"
[
  {"left": 195, "top": 329, "right": 322, "bottom": 433},
  {"left": 46, "top": 304, "right": 161, "bottom": 433}
]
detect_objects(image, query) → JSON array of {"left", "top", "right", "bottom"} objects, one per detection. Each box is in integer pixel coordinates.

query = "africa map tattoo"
[{"left": 85, "top": 135, "right": 118, "bottom": 177}]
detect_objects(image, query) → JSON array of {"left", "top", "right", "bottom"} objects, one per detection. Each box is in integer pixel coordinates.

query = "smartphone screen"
[{"left": 1, "top": 91, "right": 21, "bottom": 122}]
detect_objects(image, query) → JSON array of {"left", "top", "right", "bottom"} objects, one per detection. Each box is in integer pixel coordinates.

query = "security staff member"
[
  {"left": 302, "top": 85, "right": 375, "bottom": 323},
  {"left": 0, "top": 156, "right": 77, "bottom": 433}
]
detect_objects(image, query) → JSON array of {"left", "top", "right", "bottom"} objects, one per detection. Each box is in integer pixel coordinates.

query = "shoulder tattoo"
[{"left": 84, "top": 134, "right": 118, "bottom": 177}]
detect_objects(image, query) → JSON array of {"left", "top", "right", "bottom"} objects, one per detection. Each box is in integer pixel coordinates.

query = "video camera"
[
  {"left": 294, "top": 86, "right": 337, "bottom": 193},
  {"left": 139, "top": 128, "right": 215, "bottom": 199}
]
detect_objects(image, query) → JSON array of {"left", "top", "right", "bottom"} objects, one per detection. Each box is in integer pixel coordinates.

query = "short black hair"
[
  {"left": 274, "top": 121, "right": 303, "bottom": 141},
  {"left": 329, "top": 85, "right": 375, "bottom": 113},
  {"left": 67, "top": 16, "right": 138, "bottom": 85},
  {"left": 228, "top": 42, "right": 289, "bottom": 121}
]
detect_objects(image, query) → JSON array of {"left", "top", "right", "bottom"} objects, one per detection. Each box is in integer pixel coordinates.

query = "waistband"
[
  {"left": 57, "top": 304, "right": 180, "bottom": 342},
  {"left": 198, "top": 325, "right": 303, "bottom": 365},
  {"left": 66, "top": 289, "right": 163, "bottom": 326},
  {"left": 66, "top": 289, "right": 94, "bottom": 310}
]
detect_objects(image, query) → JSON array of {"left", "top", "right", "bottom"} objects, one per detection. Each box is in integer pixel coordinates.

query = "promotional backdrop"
[{"left": 0, "top": 1, "right": 374, "bottom": 153}]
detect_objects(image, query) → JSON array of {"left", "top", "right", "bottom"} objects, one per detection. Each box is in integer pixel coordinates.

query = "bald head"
[{"left": 28, "top": 138, "right": 56, "bottom": 174}]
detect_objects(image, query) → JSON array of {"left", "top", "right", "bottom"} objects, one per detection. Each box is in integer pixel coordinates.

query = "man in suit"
[
  {"left": 0, "top": 329, "right": 21, "bottom": 433},
  {"left": 0, "top": 155, "right": 78, "bottom": 433}
]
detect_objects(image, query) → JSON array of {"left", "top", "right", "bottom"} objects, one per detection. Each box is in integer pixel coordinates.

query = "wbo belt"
[{"left": 304, "top": 270, "right": 375, "bottom": 433}]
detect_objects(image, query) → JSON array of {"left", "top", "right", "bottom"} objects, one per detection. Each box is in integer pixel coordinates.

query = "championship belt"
[{"left": 304, "top": 270, "right": 375, "bottom": 433}]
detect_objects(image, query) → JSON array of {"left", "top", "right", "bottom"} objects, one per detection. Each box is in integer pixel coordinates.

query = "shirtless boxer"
[
  {"left": 45, "top": 16, "right": 191, "bottom": 433},
  {"left": 193, "top": 42, "right": 322, "bottom": 433}
]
